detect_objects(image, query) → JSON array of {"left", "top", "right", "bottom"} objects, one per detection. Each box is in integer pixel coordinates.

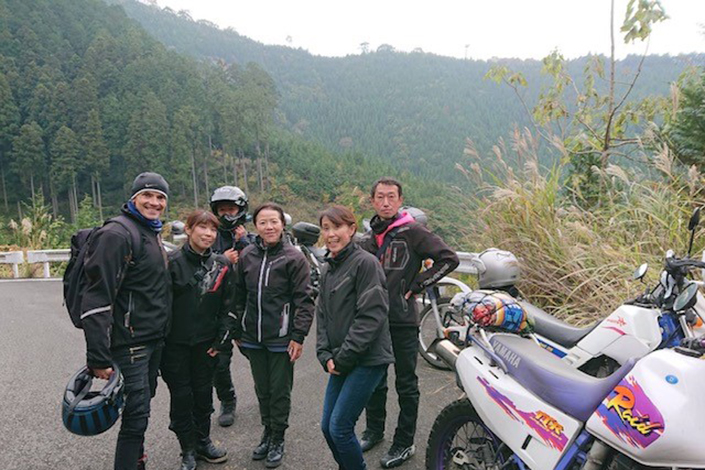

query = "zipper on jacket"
[
  {"left": 257, "top": 251, "right": 268, "bottom": 343},
  {"left": 265, "top": 264, "right": 272, "bottom": 287},
  {"left": 124, "top": 292, "right": 134, "bottom": 335}
]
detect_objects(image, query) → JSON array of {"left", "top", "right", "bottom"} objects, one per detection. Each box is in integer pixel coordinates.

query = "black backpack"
[{"left": 63, "top": 215, "right": 143, "bottom": 329}]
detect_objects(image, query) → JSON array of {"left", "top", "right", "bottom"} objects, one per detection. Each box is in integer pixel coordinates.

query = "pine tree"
[
  {"left": 0, "top": 71, "right": 20, "bottom": 211},
  {"left": 12, "top": 121, "right": 45, "bottom": 200},
  {"left": 51, "top": 126, "right": 81, "bottom": 223},
  {"left": 82, "top": 109, "right": 109, "bottom": 219}
]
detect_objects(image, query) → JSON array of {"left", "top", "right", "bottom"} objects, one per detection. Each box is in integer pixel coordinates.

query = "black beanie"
[{"left": 130, "top": 172, "right": 169, "bottom": 200}]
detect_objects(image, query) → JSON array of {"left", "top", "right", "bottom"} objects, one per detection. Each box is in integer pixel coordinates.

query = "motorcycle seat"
[
  {"left": 489, "top": 334, "right": 635, "bottom": 422},
  {"left": 520, "top": 301, "right": 598, "bottom": 348}
]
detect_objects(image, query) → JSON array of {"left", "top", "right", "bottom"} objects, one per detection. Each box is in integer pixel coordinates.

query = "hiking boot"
[
  {"left": 195, "top": 438, "right": 228, "bottom": 464},
  {"left": 252, "top": 427, "right": 271, "bottom": 461},
  {"left": 380, "top": 444, "right": 415, "bottom": 468},
  {"left": 217, "top": 400, "right": 236, "bottom": 427},
  {"left": 265, "top": 436, "right": 285, "bottom": 468},
  {"left": 360, "top": 429, "right": 384, "bottom": 453},
  {"left": 179, "top": 450, "right": 197, "bottom": 470}
]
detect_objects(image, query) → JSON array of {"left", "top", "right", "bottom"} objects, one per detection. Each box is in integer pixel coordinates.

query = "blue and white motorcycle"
[{"left": 426, "top": 281, "right": 705, "bottom": 470}]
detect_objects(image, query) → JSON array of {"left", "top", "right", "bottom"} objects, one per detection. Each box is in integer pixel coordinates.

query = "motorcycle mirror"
[
  {"left": 688, "top": 207, "right": 701, "bottom": 231},
  {"left": 674, "top": 282, "right": 699, "bottom": 312},
  {"left": 632, "top": 263, "right": 648, "bottom": 281},
  {"left": 284, "top": 213, "right": 292, "bottom": 227},
  {"left": 687, "top": 207, "right": 701, "bottom": 256}
]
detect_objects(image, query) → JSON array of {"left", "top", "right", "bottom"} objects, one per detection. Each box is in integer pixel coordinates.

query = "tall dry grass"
[{"left": 457, "top": 128, "right": 705, "bottom": 325}]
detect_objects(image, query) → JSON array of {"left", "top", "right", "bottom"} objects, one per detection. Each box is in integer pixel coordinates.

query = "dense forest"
[
  {"left": 107, "top": 0, "right": 704, "bottom": 181},
  {"left": 0, "top": 0, "right": 469, "bottom": 246}
]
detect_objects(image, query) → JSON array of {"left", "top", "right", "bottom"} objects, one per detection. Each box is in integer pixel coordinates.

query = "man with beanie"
[{"left": 81, "top": 172, "right": 172, "bottom": 470}]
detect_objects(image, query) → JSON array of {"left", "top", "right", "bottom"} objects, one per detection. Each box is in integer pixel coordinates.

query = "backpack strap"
[
  {"left": 375, "top": 227, "right": 402, "bottom": 261},
  {"left": 105, "top": 215, "right": 144, "bottom": 263}
]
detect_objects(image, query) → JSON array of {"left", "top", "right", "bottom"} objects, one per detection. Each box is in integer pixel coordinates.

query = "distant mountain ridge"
[{"left": 107, "top": 0, "right": 704, "bottom": 180}]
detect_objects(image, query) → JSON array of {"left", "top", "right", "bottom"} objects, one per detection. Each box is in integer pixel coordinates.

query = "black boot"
[
  {"left": 265, "top": 432, "right": 285, "bottom": 469},
  {"left": 252, "top": 427, "right": 271, "bottom": 461},
  {"left": 179, "top": 451, "right": 197, "bottom": 470},
  {"left": 195, "top": 438, "right": 228, "bottom": 464},
  {"left": 217, "top": 399, "right": 236, "bottom": 427}
]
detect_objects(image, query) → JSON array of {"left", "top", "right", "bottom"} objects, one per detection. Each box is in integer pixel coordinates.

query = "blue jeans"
[
  {"left": 321, "top": 365, "right": 387, "bottom": 470},
  {"left": 111, "top": 340, "right": 163, "bottom": 470}
]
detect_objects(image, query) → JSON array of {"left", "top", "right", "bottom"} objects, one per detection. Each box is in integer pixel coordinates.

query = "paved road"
[{"left": 0, "top": 280, "right": 460, "bottom": 470}]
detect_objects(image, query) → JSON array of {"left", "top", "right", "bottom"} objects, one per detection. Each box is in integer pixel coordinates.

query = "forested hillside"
[
  {"left": 106, "top": 0, "right": 704, "bottom": 181},
  {"left": 0, "top": 0, "right": 468, "bottom": 246}
]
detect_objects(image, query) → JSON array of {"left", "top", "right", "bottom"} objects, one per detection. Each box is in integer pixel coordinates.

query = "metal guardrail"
[
  {"left": 2, "top": 246, "right": 478, "bottom": 279},
  {"left": 0, "top": 251, "right": 24, "bottom": 278}
]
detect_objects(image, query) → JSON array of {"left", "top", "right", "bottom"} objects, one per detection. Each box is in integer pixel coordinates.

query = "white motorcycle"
[
  {"left": 426, "top": 283, "right": 705, "bottom": 470},
  {"left": 435, "top": 209, "right": 705, "bottom": 376}
]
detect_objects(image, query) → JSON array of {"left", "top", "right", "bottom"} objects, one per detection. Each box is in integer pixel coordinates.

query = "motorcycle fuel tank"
[
  {"left": 586, "top": 349, "right": 705, "bottom": 468},
  {"left": 456, "top": 343, "right": 583, "bottom": 469}
]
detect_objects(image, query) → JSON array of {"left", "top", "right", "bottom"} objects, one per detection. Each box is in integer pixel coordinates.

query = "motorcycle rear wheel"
[
  {"left": 418, "top": 297, "right": 461, "bottom": 370},
  {"left": 426, "top": 399, "right": 513, "bottom": 470}
]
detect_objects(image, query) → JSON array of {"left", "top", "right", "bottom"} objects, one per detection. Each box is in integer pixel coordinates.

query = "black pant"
[
  {"left": 213, "top": 340, "right": 237, "bottom": 404},
  {"left": 160, "top": 341, "right": 217, "bottom": 450},
  {"left": 112, "top": 340, "right": 163, "bottom": 470},
  {"left": 365, "top": 326, "right": 420, "bottom": 448},
  {"left": 244, "top": 347, "right": 294, "bottom": 433}
]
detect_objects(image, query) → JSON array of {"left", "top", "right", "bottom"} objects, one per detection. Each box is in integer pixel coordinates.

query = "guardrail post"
[
  {"left": 12, "top": 263, "right": 19, "bottom": 278},
  {"left": 43, "top": 262, "right": 50, "bottom": 278}
]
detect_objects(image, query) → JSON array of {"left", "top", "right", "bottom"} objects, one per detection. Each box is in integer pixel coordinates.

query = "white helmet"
[{"left": 475, "top": 248, "right": 520, "bottom": 289}]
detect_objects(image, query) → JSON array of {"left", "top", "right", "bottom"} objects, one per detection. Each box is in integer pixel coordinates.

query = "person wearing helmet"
[
  {"left": 210, "top": 186, "right": 255, "bottom": 263},
  {"left": 80, "top": 172, "right": 172, "bottom": 470},
  {"left": 209, "top": 186, "right": 255, "bottom": 427},
  {"left": 358, "top": 178, "right": 459, "bottom": 469}
]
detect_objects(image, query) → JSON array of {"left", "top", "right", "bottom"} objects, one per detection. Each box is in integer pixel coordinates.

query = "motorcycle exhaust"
[{"left": 429, "top": 339, "right": 461, "bottom": 369}]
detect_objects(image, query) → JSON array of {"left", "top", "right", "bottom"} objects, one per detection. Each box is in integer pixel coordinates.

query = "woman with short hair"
[
  {"left": 317, "top": 205, "right": 394, "bottom": 470},
  {"left": 162, "top": 210, "right": 234, "bottom": 470},
  {"left": 232, "top": 202, "right": 315, "bottom": 468}
]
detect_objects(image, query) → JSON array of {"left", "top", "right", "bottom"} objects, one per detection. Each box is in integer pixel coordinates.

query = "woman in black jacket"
[
  {"left": 233, "top": 202, "right": 315, "bottom": 469},
  {"left": 316, "top": 205, "right": 394, "bottom": 470},
  {"left": 162, "top": 210, "right": 235, "bottom": 470}
]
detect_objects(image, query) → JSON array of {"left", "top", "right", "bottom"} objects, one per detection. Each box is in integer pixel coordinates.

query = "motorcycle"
[
  {"left": 431, "top": 209, "right": 705, "bottom": 377},
  {"left": 425, "top": 282, "right": 705, "bottom": 470}
]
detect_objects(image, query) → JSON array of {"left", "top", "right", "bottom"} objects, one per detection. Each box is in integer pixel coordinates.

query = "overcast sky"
[{"left": 154, "top": 0, "right": 705, "bottom": 60}]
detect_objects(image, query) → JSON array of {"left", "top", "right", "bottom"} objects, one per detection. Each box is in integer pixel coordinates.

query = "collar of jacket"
[
  {"left": 183, "top": 241, "right": 213, "bottom": 262},
  {"left": 324, "top": 241, "right": 357, "bottom": 269},
  {"left": 370, "top": 212, "right": 400, "bottom": 235},
  {"left": 122, "top": 202, "right": 163, "bottom": 233},
  {"left": 254, "top": 235, "right": 285, "bottom": 255}
]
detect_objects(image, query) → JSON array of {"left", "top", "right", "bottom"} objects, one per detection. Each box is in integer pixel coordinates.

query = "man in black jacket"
[
  {"left": 209, "top": 185, "right": 256, "bottom": 427},
  {"left": 359, "top": 178, "right": 459, "bottom": 468},
  {"left": 81, "top": 172, "right": 172, "bottom": 470}
]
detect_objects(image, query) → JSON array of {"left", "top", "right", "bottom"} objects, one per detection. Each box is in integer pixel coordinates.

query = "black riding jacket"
[
  {"left": 316, "top": 243, "right": 394, "bottom": 374},
  {"left": 212, "top": 227, "right": 256, "bottom": 255},
  {"left": 81, "top": 206, "right": 172, "bottom": 369},
  {"left": 233, "top": 237, "right": 315, "bottom": 346},
  {"left": 167, "top": 244, "right": 236, "bottom": 350},
  {"left": 358, "top": 214, "right": 459, "bottom": 326}
]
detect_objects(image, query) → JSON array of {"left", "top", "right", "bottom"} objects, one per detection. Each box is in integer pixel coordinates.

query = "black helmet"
[
  {"left": 210, "top": 186, "right": 248, "bottom": 230},
  {"left": 62, "top": 364, "right": 125, "bottom": 436},
  {"left": 401, "top": 206, "right": 428, "bottom": 227}
]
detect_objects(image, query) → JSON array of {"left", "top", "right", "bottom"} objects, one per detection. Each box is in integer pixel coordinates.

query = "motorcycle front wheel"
[{"left": 426, "top": 399, "right": 513, "bottom": 470}]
